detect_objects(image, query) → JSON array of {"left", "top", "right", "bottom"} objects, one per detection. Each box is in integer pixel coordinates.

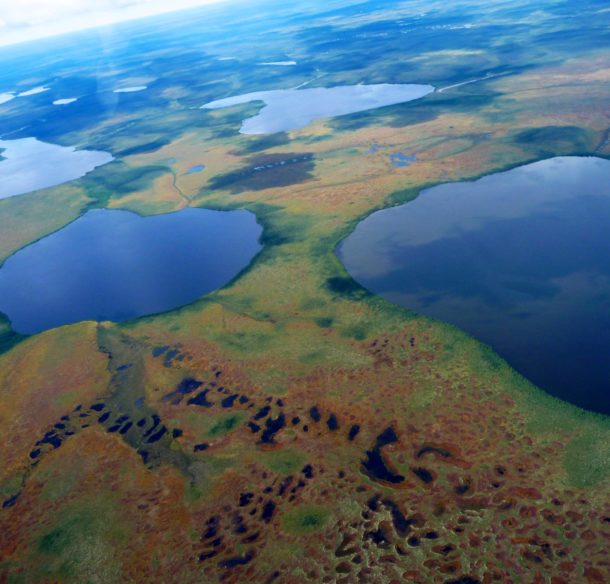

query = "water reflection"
[
  {"left": 0, "top": 208, "right": 262, "bottom": 334},
  {"left": 0, "top": 137, "right": 112, "bottom": 199},
  {"left": 201, "top": 83, "right": 434, "bottom": 134},
  {"left": 339, "top": 157, "right": 610, "bottom": 414}
]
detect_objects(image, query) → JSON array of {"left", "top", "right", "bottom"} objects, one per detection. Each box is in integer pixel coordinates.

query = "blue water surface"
[
  {"left": 339, "top": 156, "right": 610, "bottom": 415},
  {"left": 0, "top": 207, "right": 262, "bottom": 334}
]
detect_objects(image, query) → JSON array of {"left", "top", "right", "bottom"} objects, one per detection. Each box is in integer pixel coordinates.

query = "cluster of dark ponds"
[{"left": 3, "top": 340, "right": 586, "bottom": 584}]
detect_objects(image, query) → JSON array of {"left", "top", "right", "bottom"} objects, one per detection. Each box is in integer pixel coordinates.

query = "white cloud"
[{"left": 0, "top": 0, "right": 228, "bottom": 47}]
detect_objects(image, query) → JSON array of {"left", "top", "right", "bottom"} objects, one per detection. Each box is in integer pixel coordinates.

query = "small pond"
[
  {"left": 201, "top": 83, "right": 434, "bottom": 134},
  {"left": 0, "top": 207, "right": 262, "bottom": 334},
  {"left": 338, "top": 156, "right": 610, "bottom": 415}
]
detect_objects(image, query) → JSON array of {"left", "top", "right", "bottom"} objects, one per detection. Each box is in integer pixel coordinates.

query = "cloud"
[{"left": 0, "top": 0, "right": 227, "bottom": 47}]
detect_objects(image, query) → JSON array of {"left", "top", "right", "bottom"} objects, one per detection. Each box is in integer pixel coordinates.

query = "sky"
[{"left": 0, "top": 0, "right": 229, "bottom": 47}]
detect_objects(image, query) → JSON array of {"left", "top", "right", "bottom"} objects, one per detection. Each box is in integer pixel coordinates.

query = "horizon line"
[{"left": 0, "top": 0, "right": 232, "bottom": 50}]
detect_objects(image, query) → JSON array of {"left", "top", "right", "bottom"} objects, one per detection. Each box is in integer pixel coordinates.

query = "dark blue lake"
[
  {"left": 0, "top": 207, "right": 262, "bottom": 334},
  {"left": 339, "top": 156, "right": 610, "bottom": 415}
]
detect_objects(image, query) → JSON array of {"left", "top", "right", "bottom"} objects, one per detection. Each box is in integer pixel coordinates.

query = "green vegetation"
[
  {"left": 511, "top": 125, "right": 595, "bottom": 157},
  {"left": 81, "top": 163, "right": 169, "bottom": 206},
  {"left": 233, "top": 132, "right": 290, "bottom": 155},
  {"left": 206, "top": 413, "right": 245, "bottom": 438},
  {"left": 31, "top": 499, "right": 126, "bottom": 583},
  {"left": 564, "top": 431, "right": 610, "bottom": 487},
  {"left": 282, "top": 505, "right": 329, "bottom": 534},
  {"left": 259, "top": 449, "right": 307, "bottom": 475},
  {"left": 0, "top": 312, "right": 24, "bottom": 356}
]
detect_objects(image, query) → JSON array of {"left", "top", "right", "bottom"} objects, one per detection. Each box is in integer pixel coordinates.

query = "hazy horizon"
[{"left": 0, "top": 0, "right": 230, "bottom": 48}]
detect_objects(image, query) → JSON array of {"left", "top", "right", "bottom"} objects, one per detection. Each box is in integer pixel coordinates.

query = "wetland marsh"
[{"left": 1, "top": 1, "right": 609, "bottom": 582}]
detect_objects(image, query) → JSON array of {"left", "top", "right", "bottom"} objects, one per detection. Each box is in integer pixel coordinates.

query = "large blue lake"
[
  {"left": 339, "top": 156, "right": 610, "bottom": 415},
  {"left": 201, "top": 83, "right": 434, "bottom": 134},
  {"left": 0, "top": 208, "right": 262, "bottom": 334},
  {"left": 0, "top": 137, "right": 112, "bottom": 200}
]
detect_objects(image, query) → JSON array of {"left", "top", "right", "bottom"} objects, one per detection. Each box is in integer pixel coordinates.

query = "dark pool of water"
[
  {"left": 0, "top": 207, "right": 262, "bottom": 334},
  {"left": 339, "top": 156, "right": 610, "bottom": 415}
]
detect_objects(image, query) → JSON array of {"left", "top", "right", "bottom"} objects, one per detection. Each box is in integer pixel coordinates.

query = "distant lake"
[
  {"left": 0, "top": 208, "right": 262, "bottom": 334},
  {"left": 53, "top": 97, "right": 78, "bottom": 105},
  {"left": 339, "top": 156, "right": 610, "bottom": 415},
  {"left": 113, "top": 85, "right": 147, "bottom": 93},
  {"left": 201, "top": 83, "right": 434, "bottom": 134},
  {"left": 0, "top": 138, "right": 112, "bottom": 199}
]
